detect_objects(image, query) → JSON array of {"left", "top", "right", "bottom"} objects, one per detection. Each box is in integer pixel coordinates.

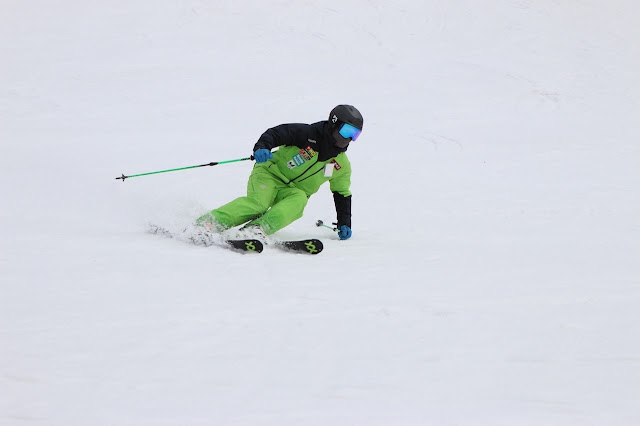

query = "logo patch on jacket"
[
  {"left": 331, "top": 159, "right": 342, "bottom": 170},
  {"left": 287, "top": 146, "right": 317, "bottom": 169},
  {"left": 304, "top": 146, "right": 317, "bottom": 158}
]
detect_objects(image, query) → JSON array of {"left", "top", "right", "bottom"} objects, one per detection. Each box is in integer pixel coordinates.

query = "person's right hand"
[{"left": 253, "top": 149, "right": 273, "bottom": 163}]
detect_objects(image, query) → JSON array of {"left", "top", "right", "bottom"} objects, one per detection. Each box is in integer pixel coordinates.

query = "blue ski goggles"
[{"left": 338, "top": 123, "right": 362, "bottom": 141}]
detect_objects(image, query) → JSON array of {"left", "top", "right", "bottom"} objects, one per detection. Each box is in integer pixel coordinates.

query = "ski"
[
  {"left": 225, "top": 239, "right": 264, "bottom": 253},
  {"left": 276, "top": 239, "right": 323, "bottom": 255},
  {"left": 149, "top": 224, "right": 322, "bottom": 255},
  {"left": 148, "top": 224, "right": 263, "bottom": 253}
]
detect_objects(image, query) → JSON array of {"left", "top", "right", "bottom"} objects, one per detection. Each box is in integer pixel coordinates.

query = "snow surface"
[{"left": 1, "top": 1, "right": 639, "bottom": 425}]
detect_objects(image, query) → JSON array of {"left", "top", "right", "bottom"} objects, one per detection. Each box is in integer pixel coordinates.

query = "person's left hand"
[{"left": 338, "top": 225, "right": 352, "bottom": 240}]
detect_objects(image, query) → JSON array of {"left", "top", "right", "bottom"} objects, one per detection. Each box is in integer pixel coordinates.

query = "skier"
[{"left": 196, "top": 104, "right": 363, "bottom": 242}]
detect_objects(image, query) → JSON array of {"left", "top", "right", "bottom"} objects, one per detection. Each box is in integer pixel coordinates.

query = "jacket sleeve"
[
  {"left": 329, "top": 154, "right": 352, "bottom": 228},
  {"left": 254, "top": 123, "right": 310, "bottom": 152},
  {"left": 333, "top": 193, "right": 352, "bottom": 228}
]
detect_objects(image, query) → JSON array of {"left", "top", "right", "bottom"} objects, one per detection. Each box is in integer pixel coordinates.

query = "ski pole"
[
  {"left": 316, "top": 219, "right": 338, "bottom": 233},
  {"left": 115, "top": 155, "right": 254, "bottom": 181}
]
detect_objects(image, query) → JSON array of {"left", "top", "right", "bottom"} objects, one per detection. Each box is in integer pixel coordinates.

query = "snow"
[{"left": 1, "top": 0, "right": 639, "bottom": 424}]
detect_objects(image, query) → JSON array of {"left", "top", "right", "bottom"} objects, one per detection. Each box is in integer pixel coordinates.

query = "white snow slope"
[{"left": 1, "top": 1, "right": 639, "bottom": 425}]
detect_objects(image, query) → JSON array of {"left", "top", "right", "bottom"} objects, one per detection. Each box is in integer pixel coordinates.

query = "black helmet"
[{"left": 329, "top": 105, "right": 363, "bottom": 131}]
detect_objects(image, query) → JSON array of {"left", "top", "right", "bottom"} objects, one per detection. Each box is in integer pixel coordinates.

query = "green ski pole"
[{"left": 115, "top": 155, "right": 254, "bottom": 181}]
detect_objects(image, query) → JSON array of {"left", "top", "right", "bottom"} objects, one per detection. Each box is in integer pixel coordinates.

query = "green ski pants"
[{"left": 197, "top": 166, "right": 308, "bottom": 235}]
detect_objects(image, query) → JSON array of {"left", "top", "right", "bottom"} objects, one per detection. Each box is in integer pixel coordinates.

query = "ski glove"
[
  {"left": 254, "top": 149, "right": 273, "bottom": 163},
  {"left": 338, "top": 225, "right": 352, "bottom": 240}
]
